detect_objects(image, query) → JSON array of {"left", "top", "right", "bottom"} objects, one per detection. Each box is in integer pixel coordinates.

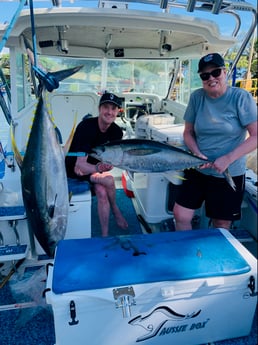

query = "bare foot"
[{"left": 114, "top": 210, "right": 128, "bottom": 229}]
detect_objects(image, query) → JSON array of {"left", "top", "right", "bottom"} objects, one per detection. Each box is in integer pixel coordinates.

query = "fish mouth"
[{"left": 90, "top": 146, "right": 105, "bottom": 155}]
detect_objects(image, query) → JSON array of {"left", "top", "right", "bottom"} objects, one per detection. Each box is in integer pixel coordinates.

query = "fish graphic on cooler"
[{"left": 128, "top": 305, "right": 201, "bottom": 342}]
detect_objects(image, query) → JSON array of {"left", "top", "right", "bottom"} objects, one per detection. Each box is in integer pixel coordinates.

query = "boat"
[{"left": 0, "top": 0, "right": 257, "bottom": 344}]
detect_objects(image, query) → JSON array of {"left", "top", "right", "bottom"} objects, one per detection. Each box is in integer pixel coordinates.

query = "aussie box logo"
[{"left": 128, "top": 306, "right": 209, "bottom": 342}]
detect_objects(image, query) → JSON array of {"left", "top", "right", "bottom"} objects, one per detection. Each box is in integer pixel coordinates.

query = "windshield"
[{"left": 39, "top": 56, "right": 176, "bottom": 98}]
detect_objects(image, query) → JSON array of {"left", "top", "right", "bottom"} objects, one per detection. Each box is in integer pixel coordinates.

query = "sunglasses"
[{"left": 199, "top": 68, "right": 223, "bottom": 81}]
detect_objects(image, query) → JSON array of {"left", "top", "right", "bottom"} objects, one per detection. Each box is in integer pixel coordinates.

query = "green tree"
[{"left": 0, "top": 53, "right": 10, "bottom": 85}]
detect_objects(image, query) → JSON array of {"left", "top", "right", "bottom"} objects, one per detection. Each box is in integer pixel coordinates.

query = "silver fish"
[
  {"left": 12, "top": 66, "right": 82, "bottom": 257},
  {"left": 91, "top": 139, "right": 236, "bottom": 190}
]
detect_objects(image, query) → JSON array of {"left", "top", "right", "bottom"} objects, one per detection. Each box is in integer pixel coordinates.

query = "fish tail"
[{"left": 223, "top": 169, "right": 236, "bottom": 191}]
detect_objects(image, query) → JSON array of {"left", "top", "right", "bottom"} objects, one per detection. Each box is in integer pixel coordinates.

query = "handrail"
[{"left": 238, "top": 78, "right": 258, "bottom": 94}]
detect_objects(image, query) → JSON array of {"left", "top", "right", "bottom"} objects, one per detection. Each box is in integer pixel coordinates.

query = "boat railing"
[
  {"left": 236, "top": 78, "right": 258, "bottom": 103},
  {"left": 237, "top": 78, "right": 257, "bottom": 94}
]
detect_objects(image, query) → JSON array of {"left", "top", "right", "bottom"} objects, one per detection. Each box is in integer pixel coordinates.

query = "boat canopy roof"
[{"left": 0, "top": 0, "right": 256, "bottom": 61}]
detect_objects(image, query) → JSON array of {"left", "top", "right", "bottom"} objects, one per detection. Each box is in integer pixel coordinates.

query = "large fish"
[
  {"left": 12, "top": 65, "right": 82, "bottom": 257},
  {"left": 91, "top": 138, "right": 236, "bottom": 190}
]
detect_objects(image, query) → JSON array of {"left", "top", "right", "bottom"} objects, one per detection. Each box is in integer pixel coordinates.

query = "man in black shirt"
[{"left": 65, "top": 92, "right": 128, "bottom": 236}]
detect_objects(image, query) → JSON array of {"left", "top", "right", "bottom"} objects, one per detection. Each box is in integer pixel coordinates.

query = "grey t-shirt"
[{"left": 184, "top": 86, "right": 257, "bottom": 177}]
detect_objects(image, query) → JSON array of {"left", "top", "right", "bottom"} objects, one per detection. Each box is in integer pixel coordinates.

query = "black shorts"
[{"left": 175, "top": 169, "right": 245, "bottom": 221}]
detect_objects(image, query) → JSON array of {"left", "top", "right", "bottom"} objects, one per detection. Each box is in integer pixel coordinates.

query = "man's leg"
[
  {"left": 91, "top": 173, "right": 128, "bottom": 236},
  {"left": 103, "top": 175, "right": 128, "bottom": 229},
  {"left": 173, "top": 203, "right": 195, "bottom": 230},
  {"left": 211, "top": 219, "right": 231, "bottom": 229},
  {"left": 94, "top": 183, "right": 110, "bottom": 236}
]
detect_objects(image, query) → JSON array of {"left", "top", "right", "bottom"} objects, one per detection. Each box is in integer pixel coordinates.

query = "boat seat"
[
  {"left": 48, "top": 92, "right": 100, "bottom": 145},
  {"left": 0, "top": 205, "right": 26, "bottom": 221}
]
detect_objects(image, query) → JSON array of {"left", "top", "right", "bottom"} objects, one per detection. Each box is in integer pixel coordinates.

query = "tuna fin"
[
  {"left": 54, "top": 126, "right": 63, "bottom": 144},
  {"left": 48, "top": 194, "right": 57, "bottom": 218},
  {"left": 174, "top": 174, "right": 186, "bottom": 181},
  {"left": 223, "top": 169, "right": 236, "bottom": 191},
  {"left": 162, "top": 171, "right": 186, "bottom": 183},
  {"left": 10, "top": 123, "right": 23, "bottom": 169},
  {"left": 63, "top": 111, "right": 78, "bottom": 155}
]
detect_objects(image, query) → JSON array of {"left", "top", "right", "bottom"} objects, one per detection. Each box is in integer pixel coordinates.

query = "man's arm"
[{"left": 74, "top": 156, "right": 113, "bottom": 176}]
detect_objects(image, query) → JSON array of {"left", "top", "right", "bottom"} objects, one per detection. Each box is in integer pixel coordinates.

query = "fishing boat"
[{"left": 0, "top": 0, "right": 257, "bottom": 344}]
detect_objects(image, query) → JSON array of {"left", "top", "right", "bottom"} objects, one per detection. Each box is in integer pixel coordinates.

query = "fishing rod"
[{"left": 28, "top": 0, "right": 59, "bottom": 93}]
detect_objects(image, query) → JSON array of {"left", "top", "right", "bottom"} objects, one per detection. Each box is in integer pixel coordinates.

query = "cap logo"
[
  {"left": 204, "top": 54, "right": 214, "bottom": 63},
  {"left": 110, "top": 94, "right": 114, "bottom": 100}
]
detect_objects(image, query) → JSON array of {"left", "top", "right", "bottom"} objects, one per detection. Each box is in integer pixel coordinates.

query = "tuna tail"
[
  {"left": 35, "top": 65, "right": 83, "bottom": 93},
  {"left": 50, "top": 66, "right": 83, "bottom": 83},
  {"left": 23, "top": 35, "right": 83, "bottom": 93},
  {"left": 223, "top": 169, "right": 236, "bottom": 191}
]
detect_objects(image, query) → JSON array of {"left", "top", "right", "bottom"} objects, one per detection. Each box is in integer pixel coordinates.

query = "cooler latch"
[
  {"left": 113, "top": 286, "right": 136, "bottom": 318},
  {"left": 69, "top": 300, "right": 79, "bottom": 325},
  {"left": 248, "top": 276, "right": 258, "bottom": 297}
]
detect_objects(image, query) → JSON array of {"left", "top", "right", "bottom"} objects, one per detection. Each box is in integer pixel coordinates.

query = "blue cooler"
[{"left": 46, "top": 228, "right": 257, "bottom": 345}]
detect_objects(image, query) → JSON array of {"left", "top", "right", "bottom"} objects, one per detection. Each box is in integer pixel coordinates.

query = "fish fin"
[
  {"left": 48, "top": 205, "right": 55, "bottom": 218},
  {"left": 127, "top": 148, "right": 160, "bottom": 156},
  {"left": 63, "top": 111, "right": 77, "bottom": 155},
  {"left": 48, "top": 194, "right": 57, "bottom": 218},
  {"left": 54, "top": 126, "right": 63, "bottom": 144},
  {"left": 223, "top": 169, "right": 236, "bottom": 191},
  {"left": 162, "top": 171, "right": 186, "bottom": 182},
  {"left": 174, "top": 174, "right": 186, "bottom": 181},
  {"left": 10, "top": 123, "right": 23, "bottom": 169},
  {"left": 127, "top": 170, "right": 134, "bottom": 179}
]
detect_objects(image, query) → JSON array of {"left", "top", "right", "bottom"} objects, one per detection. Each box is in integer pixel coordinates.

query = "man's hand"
[{"left": 96, "top": 162, "right": 113, "bottom": 173}]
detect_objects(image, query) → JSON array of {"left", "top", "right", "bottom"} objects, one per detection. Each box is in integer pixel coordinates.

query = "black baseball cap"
[
  {"left": 198, "top": 53, "right": 225, "bottom": 73},
  {"left": 99, "top": 92, "right": 122, "bottom": 108}
]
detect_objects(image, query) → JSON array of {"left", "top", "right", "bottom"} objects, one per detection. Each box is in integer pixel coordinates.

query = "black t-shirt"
[{"left": 65, "top": 117, "right": 123, "bottom": 179}]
